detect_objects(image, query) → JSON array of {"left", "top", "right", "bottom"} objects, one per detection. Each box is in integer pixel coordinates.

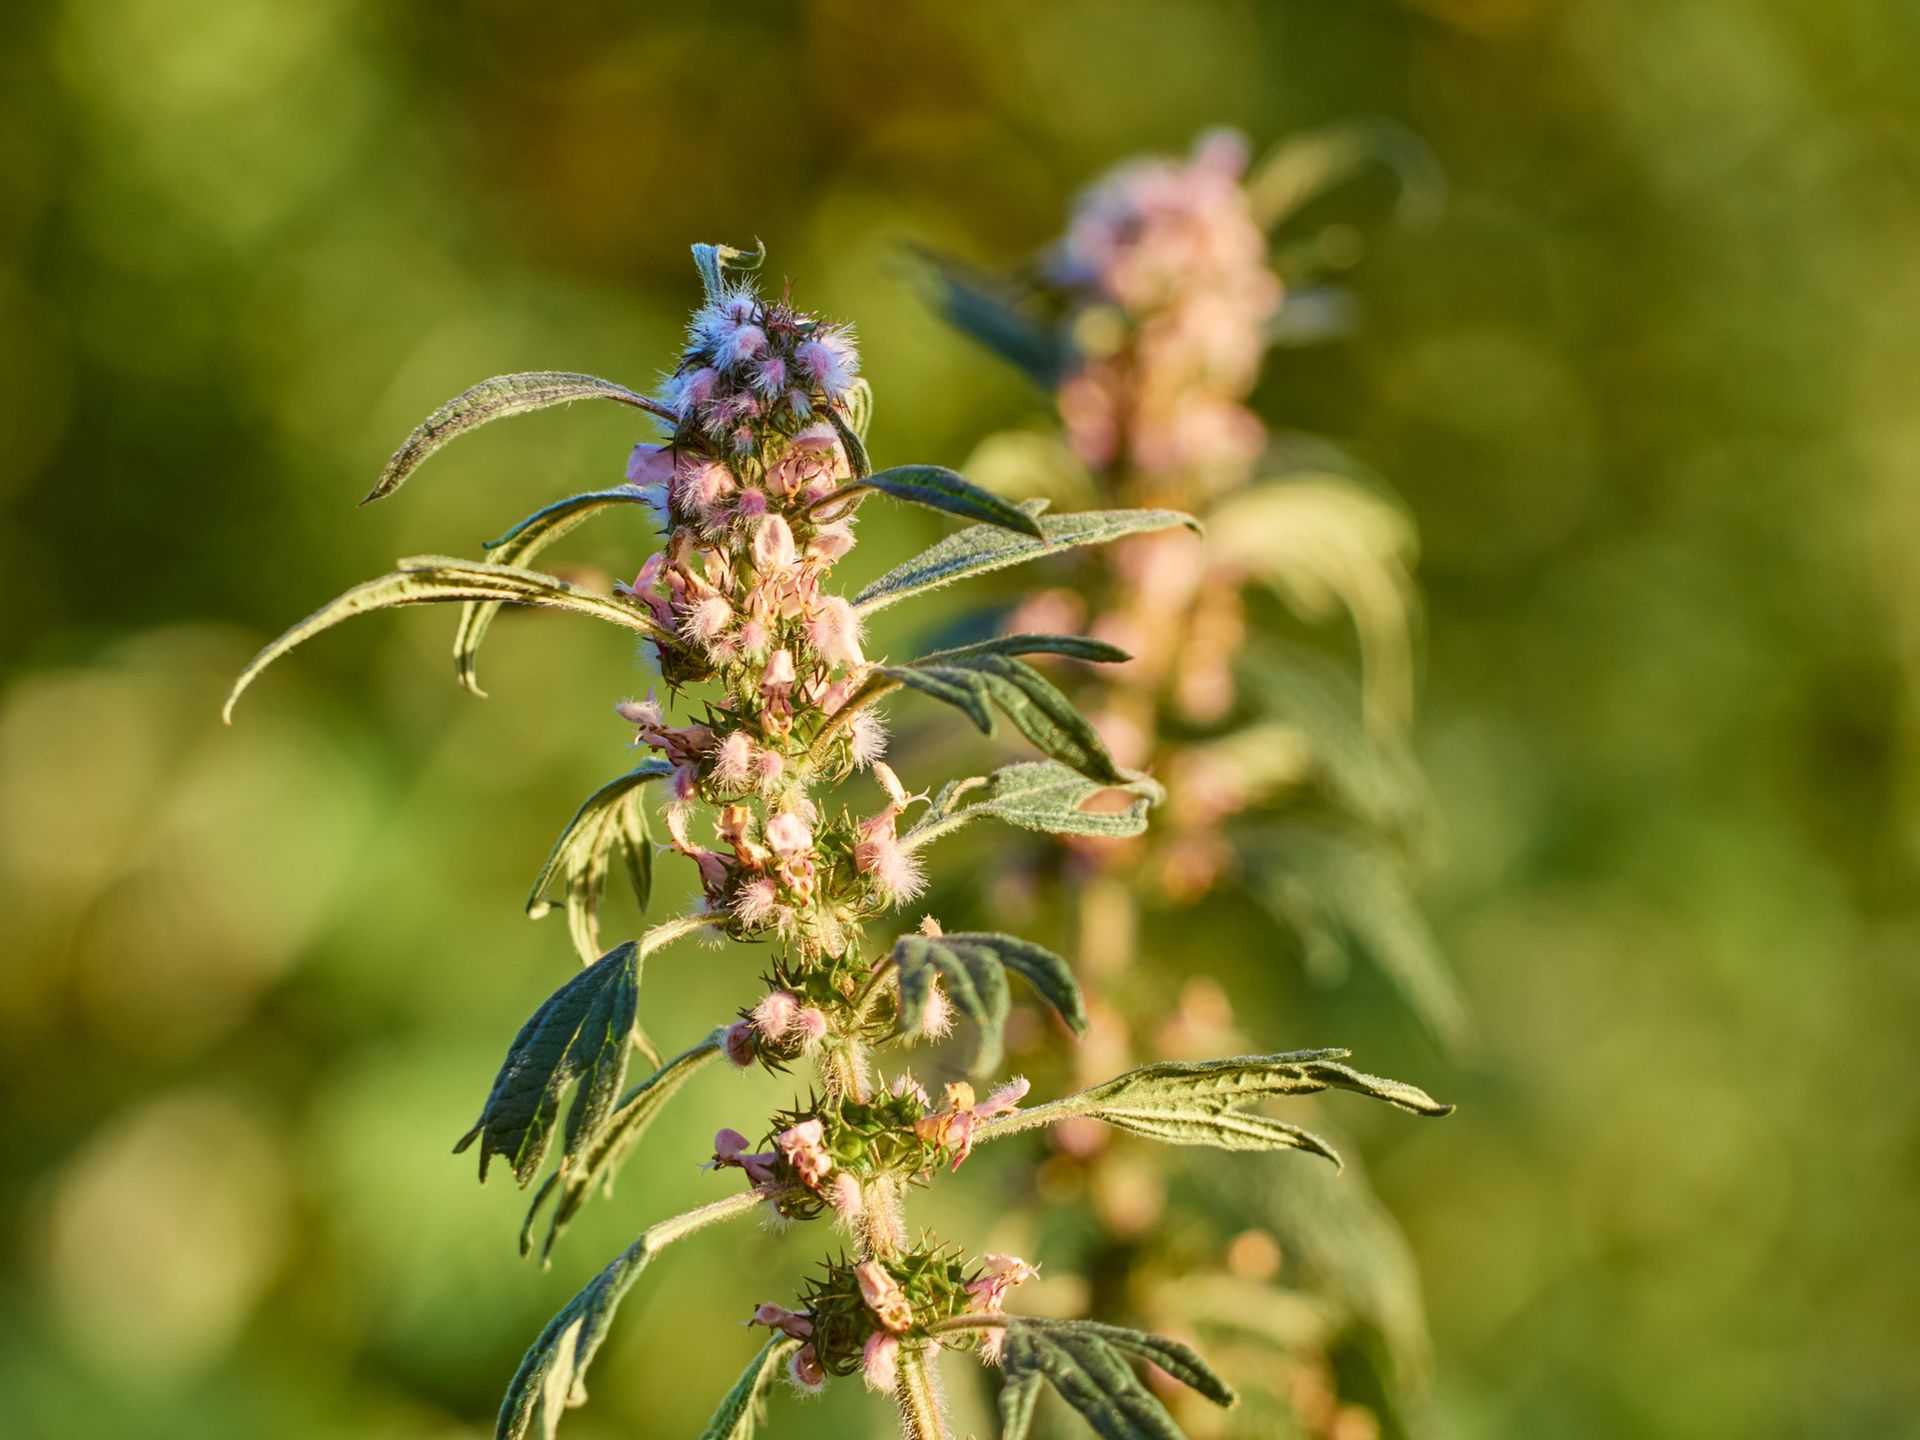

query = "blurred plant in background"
[{"left": 917, "top": 128, "right": 1460, "bottom": 1438}]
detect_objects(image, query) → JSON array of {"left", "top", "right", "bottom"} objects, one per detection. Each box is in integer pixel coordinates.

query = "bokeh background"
[{"left": 4, "top": 0, "right": 1919, "bottom": 1436}]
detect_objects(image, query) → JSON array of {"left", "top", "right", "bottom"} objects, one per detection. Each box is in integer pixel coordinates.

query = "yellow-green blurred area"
[{"left": 3, "top": 0, "right": 1918, "bottom": 1436}]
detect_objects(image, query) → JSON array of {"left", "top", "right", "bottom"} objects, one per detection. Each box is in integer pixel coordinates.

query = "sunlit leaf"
[
  {"left": 698, "top": 1333, "right": 799, "bottom": 1440},
  {"left": 456, "top": 487, "right": 654, "bottom": 695},
  {"left": 363, "top": 374, "right": 671, "bottom": 505},
  {"left": 891, "top": 929, "right": 1086, "bottom": 1073},
  {"left": 520, "top": 1029, "right": 726, "bottom": 1263},
  {"left": 903, "top": 760, "right": 1164, "bottom": 851},
  {"left": 526, "top": 761, "right": 671, "bottom": 965},
  {"left": 968, "top": 1316, "right": 1235, "bottom": 1440},
  {"left": 977, "top": 1052, "right": 1450, "bottom": 1164},
  {"left": 223, "top": 555, "right": 661, "bottom": 722},
  {"left": 852, "top": 504, "right": 1200, "bottom": 614},
  {"left": 498, "top": 1191, "right": 765, "bottom": 1440},
  {"left": 847, "top": 464, "right": 1046, "bottom": 537}
]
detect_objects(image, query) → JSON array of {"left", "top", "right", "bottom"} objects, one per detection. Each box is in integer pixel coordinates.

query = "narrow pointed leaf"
[
  {"left": 976, "top": 1317, "right": 1236, "bottom": 1440},
  {"left": 976, "top": 1052, "right": 1451, "bottom": 1163},
  {"left": 826, "top": 406, "right": 872, "bottom": 478},
  {"left": 457, "top": 487, "right": 654, "bottom": 695},
  {"left": 699, "top": 1334, "right": 799, "bottom": 1440},
  {"left": 903, "top": 761, "right": 1164, "bottom": 851},
  {"left": 853, "top": 505, "right": 1201, "bottom": 614},
  {"left": 364, "top": 373, "right": 670, "bottom": 505},
  {"left": 855, "top": 464, "right": 1046, "bottom": 537},
  {"left": 224, "top": 556, "right": 660, "bottom": 721},
  {"left": 527, "top": 762, "right": 671, "bottom": 964},
  {"left": 497, "top": 1191, "right": 765, "bottom": 1440},
  {"left": 522, "top": 1029, "right": 726, "bottom": 1262},
  {"left": 891, "top": 930, "right": 1085, "bottom": 1074},
  {"left": 914, "top": 248, "right": 1065, "bottom": 388}
]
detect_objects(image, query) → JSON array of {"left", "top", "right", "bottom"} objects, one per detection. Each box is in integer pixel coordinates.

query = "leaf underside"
[
  {"left": 527, "top": 762, "right": 671, "bottom": 965},
  {"left": 699, "top": 1334, "right": 799, "bottom": 1440},
  {"left": 892, "top": 929, "right": 1087, "bottom": 1074},
  {"left": 996, "top": 1317, "right": 1237, "bottom": 1440},
  {"left": 905, "top": 760, "right": 1165, "bottom": 852}
]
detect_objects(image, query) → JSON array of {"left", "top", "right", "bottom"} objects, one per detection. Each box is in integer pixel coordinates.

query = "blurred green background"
[{"left": 4, "top": 0, "right": 1918, "bottom": 1436}]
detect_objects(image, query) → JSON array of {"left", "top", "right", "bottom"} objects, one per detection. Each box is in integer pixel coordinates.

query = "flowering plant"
[{"left": 225, "top": 241, "right": 1449, "bottom": 1440}]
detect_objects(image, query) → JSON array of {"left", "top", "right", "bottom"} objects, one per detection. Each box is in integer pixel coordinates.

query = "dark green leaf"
[
  {"left": 698, "top": 1334, "right": 798, "bottom": 1440},
  {"left": 853, "top": 505, "right": 1200, "bottom": 615},
  {"left": 912, "top": 633, "right": 1130, "bottom": 665},
  {"left": 990, "top": 1317, "right": 1236, "bottom": 1440},
  {"left": 456, "top": 487, "right": 655, "bottom": 695},
  {"left": 891, "top": 930, "right": 1085, "bottom": 1074},
  {"left": 527, "top": 762, "right": 671, "bottom": 965},
  {"left": 825, "top": 406, "right": 872, "bottom": 479},
  {"left": 913, "top": 248, "right": 1066, "bottom": 389},
  {"left": 454, "top": 942, "right": 645, "bottom": 1188},
  {"left": 520, "top": 1029, "right": 727, "bottom": 1263},
  {"left": 364, "top": 374, "right": 670, "bottom": 505},
  {"left": 223, "top": 556, "right": 661, "bottom": 722},
  {"left": 855, "top": 465, "right": 1046, "bottom": 538},
  {"left": 904, "top": 761, "right": 1164, "bottom": 851},
  {"left": 498, "top": 1190, "right": 764, "bottom": 1440}
]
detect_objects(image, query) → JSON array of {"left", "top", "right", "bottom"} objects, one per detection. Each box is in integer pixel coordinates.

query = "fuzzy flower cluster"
[{"left": 1049, "top": 129, "right": 1281, "bottom": 485}]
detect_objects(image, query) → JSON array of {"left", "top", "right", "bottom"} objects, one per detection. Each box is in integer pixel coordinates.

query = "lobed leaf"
[
  {"left": 520, "top": 1029, "right": 727, "bottom": 1264},
  {"left": 852, "top": 504, "right": 1200, "bottom": 615},
  {"left": 891, "top": 929, "right": 1086, "bottom": 1073},
  {"left": 364, "top": 373, "right": 671, "bottom": 505},
  {"left": 904, "top": 760, "right": 1165, "bottom": 852},
  {"left": 699, "top": 1334, "right": 799, "bottom": 1440},
  {"left": 457, "top": 487, "right": 654, "bottom": 695},
  {"left": 976, "top": 1052, "right": 1451, "bottom": 1165},
  {"left": 853, "top": 464, "right": 1046, "bottom": 537},
  {"left": 526, "top": 761, "right": 672, "bottom": 965},
  {"left": 498, "top": 1190, "right": 765, "bottom": 1440},
  {"left": 978, "top": 1316, "right": 1236, "bottom": 1440},
  {"left": 223, "top": 555, "right": 660, "bottom": 722}
]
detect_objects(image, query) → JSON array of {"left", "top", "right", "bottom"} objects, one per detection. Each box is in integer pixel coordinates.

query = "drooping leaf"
[
  {"left": 890, "top": 929, "right": 1086, "bottom": 1073},
  {"left": 840, "top": 377, "right": 874, "bottom": 441},
  {"left": 825, "top": 406, "right": 872, "bottom": 479},
  {"left": 872, "top": 642, "right": 1126, "bottom": 782},
  {"left": 976, "top": 1052, "right": 1450, "bottom": 1164},
  {"left": 363, "top": 374, "right": 671, "bottom": 505},
  {"left": 913, "top": 247, "right": 1065, "bottom": 388},
  {"left": 852, "top": 504, "right": 1200, "bottom": 615},
  {"left": 521, "top": 1029, "right": 726, "bottom": 1263},
  {"left": 903, "top": 761, "right": 1164, "bottom": 852},
  {"left": 526, "top": 761, "right": 672, "bottom": 964},
  {"left": 1245, "top": 119, "right": 1445, "bottom": 233},
  {"left": 456, "top": 487, "right": 655, "bottom": 695},
  {"left": 498, "top": 1190, "right": 765, "bottom": 1440},
  {"left": 849, "top": 464, "right": 1046, "bottom": 538},
  {"left": 698, "top": 1334, "right": 799, "bottom": 1440},
  {"left": 454, "top": 943, "right": 645, "bottom": 1188},
  {"left": 223, "top": 556, "right": 661, "bottom": 722},
  {"left": 982, "top": 1316, "right": 1236, "bottom": 1440},
  {"left": 1238, "top": 821, "right": 1470, "bottom": 1053},
  {"left": 691, "top": 239, "right": 765, "bottom": 301}
]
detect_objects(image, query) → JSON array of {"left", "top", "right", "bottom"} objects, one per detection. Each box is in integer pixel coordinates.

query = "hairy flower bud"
[
  {"left": 861, "top": 1331, "right": 899, "bottom": 1393},
  {"left": 854, "top": 1260, "right": 914, "bottom": 1334}
]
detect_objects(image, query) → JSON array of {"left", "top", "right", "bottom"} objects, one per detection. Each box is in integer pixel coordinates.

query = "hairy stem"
[{"left": 894, "top": 1345, "right": 948, "bottom": 1440}]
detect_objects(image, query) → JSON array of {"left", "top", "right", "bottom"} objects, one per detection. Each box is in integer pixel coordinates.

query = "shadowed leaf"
[
  {"left": 852, "top": 464, "right": 1046, "bottom": 537},
  {"left": 973, "top": 1317, "right": 1236, "bottom": 1440},
  {"left": 891, "top": 929, "right": 1086, "bottom": 1073},
  {"left": 699, "top": 1334, "right": 799, "bottom": 1440},
  {"left": 527, "top": 762, "right": 671, "bottom": 964}
]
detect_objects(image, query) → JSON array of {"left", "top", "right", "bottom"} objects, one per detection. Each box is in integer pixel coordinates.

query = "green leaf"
[
  {"left": 698, "top": 1334, "right": 799, "bottom": 1440},
  {"left": 825, "top": 406, "right": 872, "bottom": 479},
  {"left": 876, "top": 643, "right": 1125, "bottom": 782},
  {"left": 455, "top": 487, "right": 654, "bottom": 695},
  {"left": 1245, "top": 120, "right": 1445, "bottom": 233},
  {"left": 497, "top": 1190, "right": 765, "bottom": 1440},
  {"left": 912, "top": 633, "right": 1130, "bottom": 665},
  {"left": 852, "top": 505, "right": 1200, "bottom": 615},
  {"left": 891, "top": 930, "right": 1086, "bottom": 1073},
  {"left": 903, "top": 761, "right": 1164, "bottom": 851},
  {"left": 363, "top": 374, "right": 671, "bottom": 505},
  {"left": 520, "top": 1029, "right": 727, "bottom": 1263},
  {"left": 986, "top": 1317, "right": 1236, "bottom": 1440},
  {"left": 223, "top": 556, "right": 661, "bottom": 722},
  {"left": 691, "top": 239, "right": 765, "bottom": 301},
  {"left": 976, "top": 1052, "right": 1451, "bottom": 1164},
  {"left": 853, "top": 465, "right": 1046, "bottom": 538},
  {"left": 527, "top": 762, "right": 672, "bottom": 965},
  {"left": 840, "top": 377, "right": 874, "bottom": 441},
  {"left": 1239, "top": 821, "right": 1470, "bottom": 1053},
  {"left": 455, "top": 943, "right": 646, "bottom": 1188},
  {"left": 913, "top": 247, "right": 1065, "bottom": 389}
]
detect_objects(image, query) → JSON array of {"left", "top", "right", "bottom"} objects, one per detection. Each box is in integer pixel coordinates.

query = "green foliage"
[
  {"left": 984, "top": 1317, "right": 1237, "bottom": 1440},
  {"left": 903, "top": 760, "right": 1165, "bottom": 849},
  {"left": 1243, "top": 119, "right": 1445, "bottom": 232},
  {"left": 454, "top": 941, "right": 647, "bottom": 1187},
  {"left": 699, "top": 1334, "right": 799, "bottom": 1440},
  {"left": 363, "top": 372, "right": 673, "bottom": 505},
  {"left": 979, "top": 1052, "right": 1450, "bottom": 1164},
  {"left": 852, "top": 504, "right": 1200, "bottom": 614},
  {"left": 890, "top": 929, "right": 1087, "bottom": 1073},
  {"left": 912, "top": 248, "right": 1065, "bottom": 389},
  {"left": 525, "top": 761, "right": 669, "bottom": 965},
  {"left": 838, "top": 463, "right": 1046, "bottom": 537}
]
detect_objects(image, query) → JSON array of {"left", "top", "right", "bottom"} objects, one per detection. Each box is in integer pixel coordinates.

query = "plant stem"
[{"left": 894, "top": 1345, "right": 948, "bottom": 1440}]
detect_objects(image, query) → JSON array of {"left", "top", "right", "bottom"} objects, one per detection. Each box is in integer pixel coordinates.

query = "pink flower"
[
  {"left": 723, "top": 1021, "right": 757, "bottom": 1069},
  {"left": 733, "top": 875, "right": 780, "bottom": 928},
  {"left": 972, "top": 1077, "right": 1030, "bottom": 1120},
  {"left": 712, "top": 1129, "right": 781, "bottom": 1187},
  {"left": 682, "top": 595, "right": 733, "bottom": 647},
  {"left": 854, "top": 825, "right": 926, "bottom": 905},
  {"left": 788, "top": 1344, "right": 825, "bottom": 1392},
  {"left": 828, "top": 1171, "right": 865, "bottom": 1222},
  {"left": 713, "top": 1128, "right": 751, "bottom": 1164},
  {"left": 711, "top": 730, "right": 755, "bottom": 789},
  {"left": 854, "top": 1260, "right": 914, "bottom": 1333},
  {"left": 806, "top": 594, "right": 865, "bottom": 669},
  {"left": 627, "top": 442, "right": 675, "bottom": 487},
  {"left": 735, "top": 487, "right": 769, "bottom": 520},
  {"left": 753, "top": 355, "right": 788, "bottom": 394},
  {"left": 848, "top": 710, "right": 888, "bottom": 768},
  {"left": 753, "top": 514, "right": 797, "bottom": 573},
  {"left": 765, "top": 810, "right": 813, "bottom": 856},
  {"left": 793, "top": 1007, "right": 829, "bottom": 1046},
  {"left": 776, "top": 1118, "right": 834, "bottom": 1188},
  {"left": 615, "top": 696, "right": 663, "bottom": 729},
  {"left": 749, "top": 1303, "right": 813, "bottom": 1341},
  {"left": 966, "top": 1254, "right": 1039, "bottom": 1314},
  {"left": 755, "top": 748, "right": 786, "bottom": 791},
  {"left": 862, "top": 1331, "right": 899, "bottom": 1393},
  {"left": 796, "top": 337, "right": 850, "bottom": 394},
  {"left": 718, "top": 322, "right": 767, "bottom": 369},
  {"left": 919, "top": 980, "right": 953, "bottom": 1039},
  {"left": 806, "top": 521, "right": 857, "bottom": 563},
  {"left": 752, "top": 989, "right": 800, "bottom": 1041}
]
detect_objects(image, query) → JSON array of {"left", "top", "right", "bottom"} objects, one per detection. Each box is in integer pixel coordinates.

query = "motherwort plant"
[{"left": 225, "top": 243, "right": 1450, "bottom": 1440}]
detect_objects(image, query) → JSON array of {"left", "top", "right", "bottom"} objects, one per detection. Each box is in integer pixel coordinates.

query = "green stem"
[{"left": 894, "top": 1345, "right": 948, "bottom": 1440}]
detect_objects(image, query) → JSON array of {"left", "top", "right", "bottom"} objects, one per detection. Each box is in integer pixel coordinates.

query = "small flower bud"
[
  {"left": 788, "top": 1344, "right": 826, "bottom": 1393},
  {"left": 752, "top": 989, "right": 800, "bottom": 1041},
  {"left": 793, "top": 1007, "right": 829, "bottom": 1047},
  {"left": 753, "top": 514, "right": 797, "bottom": 573},
  {"left": 854, "top": 1260, "right": 914, "bottom": 1333},
  {"left": 627, "top": 443, "right": 675, "bottom": 487},
  {"left": 861, "top": 1331, "right": 899, "bottom": 1393},
  {"left": 765, "top": 810, "right": 813, "bottom": 856},
  {"left": 828, "top": 1172, "right": 865, "bottom": 1222},
  {"left": 711, "top": 730, "right": 755, "bottom": 789},
  {"left": 723, "top": 1021, "right": 757, "bottom": 1069}
]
